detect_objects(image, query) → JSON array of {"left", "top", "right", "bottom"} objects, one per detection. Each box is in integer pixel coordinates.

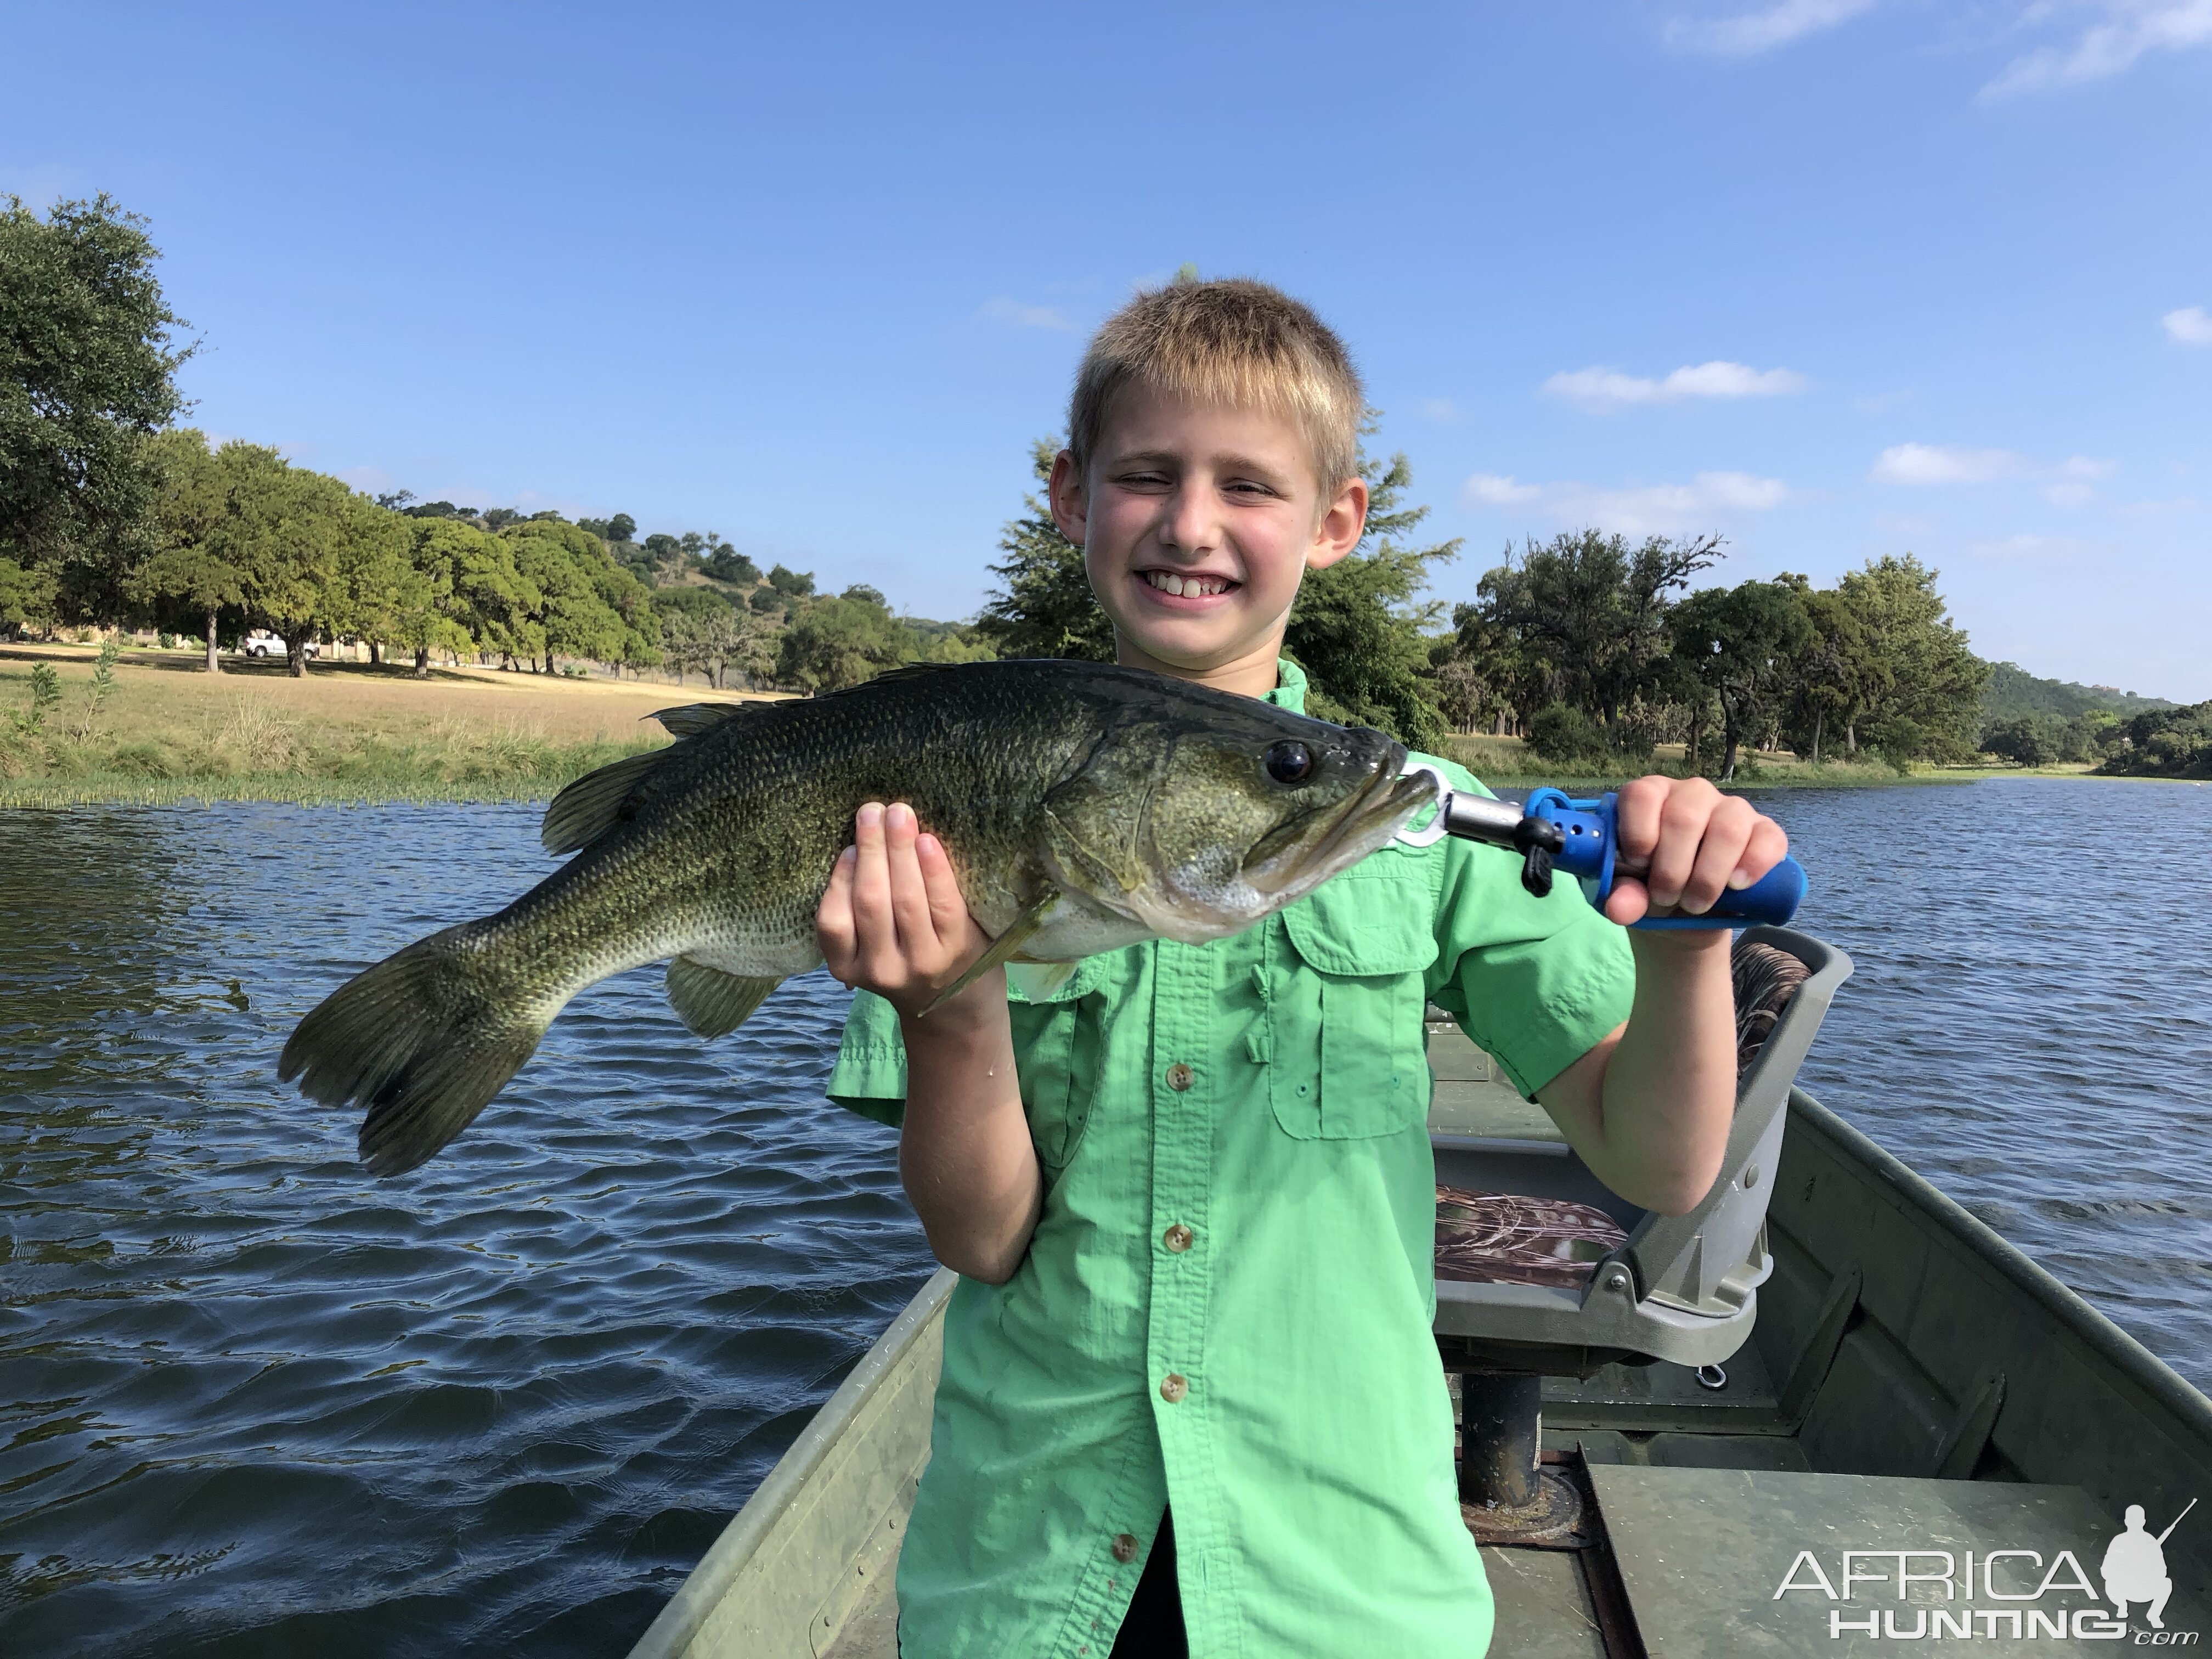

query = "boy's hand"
[
  {"left": 816, "top": 801, "right": 996, "bottom": 1020},
  {"left": 1601, "top": 776, "right": 1788, "bottom": 931}
]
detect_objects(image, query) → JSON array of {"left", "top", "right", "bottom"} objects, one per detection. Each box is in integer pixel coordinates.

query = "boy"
[{"left": 815, "top": 280, "right": 1787, "bottom": 1657}]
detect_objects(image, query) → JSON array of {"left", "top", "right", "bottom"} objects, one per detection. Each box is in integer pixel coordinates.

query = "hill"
[{"left": 1982, "top": 662, "right": 2174, "bottom": 723}]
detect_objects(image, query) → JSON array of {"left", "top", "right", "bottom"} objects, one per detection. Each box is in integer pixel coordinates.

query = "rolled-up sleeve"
[
  {"left": 827, "top": 989, "right": 909, "bottom": 1128},
  {"left": 1417, "top": 758, "right": 1637, "bottom": 1099}
]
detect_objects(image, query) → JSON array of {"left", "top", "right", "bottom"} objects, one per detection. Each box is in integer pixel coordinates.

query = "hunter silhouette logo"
[{"left": 2104, "top": 1500, "right": 2194, "bottom": 1630}]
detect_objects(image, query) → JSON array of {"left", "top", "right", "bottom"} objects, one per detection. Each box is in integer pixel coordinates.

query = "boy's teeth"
[{"left": 1148, "top": 571, "right": 1227, "bottom": 597}]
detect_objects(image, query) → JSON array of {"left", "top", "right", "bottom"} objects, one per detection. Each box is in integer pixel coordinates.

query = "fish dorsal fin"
[
  {"left": 665, "top": 956, "right": 781, "bottom": 1039},
  {"left": 540, "top": 748, "right": 673, "bottom": 855},
  {"left": 653, "top": 702, "right": 755, "bottom": 739}
]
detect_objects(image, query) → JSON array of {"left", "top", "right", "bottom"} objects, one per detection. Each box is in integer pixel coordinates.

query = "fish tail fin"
[{"left": 279, "top": 925, "right": 551, "bottom": 1178}]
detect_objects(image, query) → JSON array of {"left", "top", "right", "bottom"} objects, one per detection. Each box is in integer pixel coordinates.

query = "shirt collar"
[{"left": 1264, "top": 657, "right": 1307, "bottom": 715}]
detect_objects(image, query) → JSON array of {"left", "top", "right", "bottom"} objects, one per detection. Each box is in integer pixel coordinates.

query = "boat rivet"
[
  {"left": 1743, "top": 1163, "right": 1760, "bottom": 1189},
  {"left": 1604, "top": 1268, "right": 1632, "bottom": 1295}
]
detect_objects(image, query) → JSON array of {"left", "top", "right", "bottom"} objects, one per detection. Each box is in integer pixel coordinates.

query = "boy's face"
[{"left": 1048, "top": 386, "right": 1367, "bottom": 687}]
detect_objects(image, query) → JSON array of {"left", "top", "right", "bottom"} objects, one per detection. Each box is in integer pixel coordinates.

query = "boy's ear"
[
  {"left": 1305, "top": 473, "right": 1369, "bottom": 572},
  {"left": 1047, "top": 449, "right": 1086, "bottom": 546}
]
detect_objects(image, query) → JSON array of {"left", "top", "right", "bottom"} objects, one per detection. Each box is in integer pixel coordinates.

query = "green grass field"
[{"left": 1, "top": 640, "right": 2101, "bottom": 807}]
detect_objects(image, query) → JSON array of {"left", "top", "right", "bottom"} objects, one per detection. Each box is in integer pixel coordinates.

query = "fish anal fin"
[
  {"left": 666, "top": 956, "right": 781, "bottom": 1039},
  {"left": 541, "top": 748, "right": 673, "bottom": 855},
  {"left": 920, "top": 887, "right": 1060, "bottom": 1016}
]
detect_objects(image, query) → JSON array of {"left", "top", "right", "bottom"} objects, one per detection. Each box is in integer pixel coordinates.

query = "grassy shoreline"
[{"left": 0, "top": 642, "right": 2135, "bottom": 808}]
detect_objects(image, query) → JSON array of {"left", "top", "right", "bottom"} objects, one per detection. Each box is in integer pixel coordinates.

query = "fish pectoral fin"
[
  {"left": 541, "top": 748, "right": 675, "bottom": 855},
  {"left": 919, "top": 887, "right": 1061, "bottom": 1017},
  {"left": 665, "top": 956, "right": 782, "bottom": 1040},
  {"left": 1005, "top": 961, "right": 1079, "bottom": 1002}
]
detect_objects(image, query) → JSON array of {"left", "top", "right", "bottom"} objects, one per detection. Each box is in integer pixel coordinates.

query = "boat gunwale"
[
  {"left": 1786, "top": 1085, "right": 2212, "bottom": 1448},
  {"left": 625, "top": 1266, "right": 958, "bottom": 1659}
]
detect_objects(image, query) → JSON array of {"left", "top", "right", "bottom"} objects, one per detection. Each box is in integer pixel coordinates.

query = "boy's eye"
[{"left": 1263, "top": 741, "right": 1314, "bottom": 785}]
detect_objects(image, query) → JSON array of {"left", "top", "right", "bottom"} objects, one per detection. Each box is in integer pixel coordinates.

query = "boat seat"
[{"left": 1429, "top": 926, "right": 1852, "bottom": 1525}]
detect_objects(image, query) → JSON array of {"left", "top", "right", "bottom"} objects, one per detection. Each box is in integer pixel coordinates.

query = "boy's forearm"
[
  {"left": 1538, "top": 932, "right": 1738, "bottom": 1216},
  {"left": 895, "top": 986, "right": 1041, "bottom": 1284}
]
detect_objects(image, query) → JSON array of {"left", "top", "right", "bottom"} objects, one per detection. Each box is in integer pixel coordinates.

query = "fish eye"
[{"left": 1263, "top": 740, "right": 1313, "bottom": 786}]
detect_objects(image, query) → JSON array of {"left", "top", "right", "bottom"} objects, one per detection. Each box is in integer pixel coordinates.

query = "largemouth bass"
[{"left": 281, "top": 660, "right": 1435, "bottom": 1175}]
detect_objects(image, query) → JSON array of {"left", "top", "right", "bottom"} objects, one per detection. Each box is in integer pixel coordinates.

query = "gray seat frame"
[{"left": 1432, "top": 926, "right": 1853, "bottom": 1371}]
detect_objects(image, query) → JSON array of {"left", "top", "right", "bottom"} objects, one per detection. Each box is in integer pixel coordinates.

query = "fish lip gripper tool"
[{"left": 1394, "top": 768, "right": 1808, "bottom": 930}]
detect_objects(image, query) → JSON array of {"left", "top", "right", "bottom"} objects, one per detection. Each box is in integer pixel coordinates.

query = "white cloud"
[
  {"left": 1964, "top": 533, "right": 2112, "bottom": 562},
  {"left": 1664, "top": 0, "right": 1878, "bottom": 55},
  {"left": 1983, "top": 0, "right": 2212, "bottom": 97},
  {"left": 978, "top": 297, "right": 1075, "bottom": 331},
  {"left": 2165, "top": 306, "right": 2212, "bottom": 345},
  {"left": 1466, "top": 473, "right": 1544, "bottom": 506},
  {"left": 1464, "top": 470, "right": 1789, "bottom": 535},
  {"left": 1542, "top": 360, "right": 1809, "bottom": 412},
  {"left": 1870, "top": 443, "right": 2030, "bottom": 484},
  {"left": 1872, "top": 444, "right": 2115, "bottom": 503}
]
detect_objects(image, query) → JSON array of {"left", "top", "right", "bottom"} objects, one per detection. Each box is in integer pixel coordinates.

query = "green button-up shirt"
[{"left": 827, "top": 659, "right": 1635, "bottom": 1658}]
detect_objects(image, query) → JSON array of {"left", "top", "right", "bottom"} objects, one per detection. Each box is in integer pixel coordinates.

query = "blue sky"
[{"left": 4, "top": 2, "right": 2207, "bottom": 696}]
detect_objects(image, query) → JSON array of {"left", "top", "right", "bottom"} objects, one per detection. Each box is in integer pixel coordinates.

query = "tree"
[
  {"left": 132, "top": 428, "right": 241, "bottom": 670},
  {"left": 705, "top": 544, "right": 759, "bottom": 584},
  {"left": 504, "top": 520, "right": 644, "bottom": 672},
  {"left": 1284, "top": 444, "right": 1460, "bottom": 749},
  {"left": 1774, "top": 575, "right": 1878, "bottom": 766},
  {"left": 1, "top": 194, "right": 193, "bottom": 628},
  {"left": 1475, "top": 529, "right": 1722, "bottom": 737},
  {"left": 768, "top": 563, "right": 816, "bottom": 597},
  {"left": 656, "top": 584, "right": 765, "bottom": 689},
  {"left": 975, "top": 440, "right": 1116, "bottom": 662},
  {"left": 1835, "top": 554, "right": 1989, "bottom": 766},
  {"left": 201, "top": 444, "right": 354, "bottom": 676},
  {"left": 405, "top": 518, "right": 538, "bottom": 674},
  {"left": 777, "top": 591, "right": 914, "bottom": 692},
  {"left": 327, "top": 496, "right": 421, "bottom": 665},
  {"left": 1667, "top": 580, "right": 1817, "bottom": 782}
]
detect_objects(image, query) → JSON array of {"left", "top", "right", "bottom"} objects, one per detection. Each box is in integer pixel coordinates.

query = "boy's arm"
[
  {"left": 1534, "top": 777, "right": 1787, "bottom": 1217},
  {"left": 816, "top": 802, "right": 1041, "bottom": 1283}
]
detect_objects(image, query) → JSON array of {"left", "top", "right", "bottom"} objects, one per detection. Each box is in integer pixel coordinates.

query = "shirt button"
[
  {"left": 1163, "top": 1223, "right": 1193, "bottom": 1253},
  {"left": 1111, "top": 1532, "right": 1138, "bottom": 1563},
  {"left": 1165, "top": 1062, "right": 1193, "bottom": 1092},
  {"left": 1160, "top": 1372, "right": 1189, "bottom": 1403}
]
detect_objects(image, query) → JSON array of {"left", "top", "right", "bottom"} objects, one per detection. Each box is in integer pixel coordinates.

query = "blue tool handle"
[{"left": 1522, "top": 788, "right": 1807, "bottom": 930}]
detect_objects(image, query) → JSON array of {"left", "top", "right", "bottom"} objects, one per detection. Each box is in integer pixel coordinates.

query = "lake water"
[{"left": 4, "top": 778, "right": 2210, "bottom": 1655}]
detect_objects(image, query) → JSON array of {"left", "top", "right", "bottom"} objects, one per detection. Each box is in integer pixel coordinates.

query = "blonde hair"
[{"left": 1067, "top": 278, "right": 1364, "bottom": 497}]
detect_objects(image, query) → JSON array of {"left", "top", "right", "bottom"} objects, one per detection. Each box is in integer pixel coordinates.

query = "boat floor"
[{"left": 814, "top": 1365, "right": 2154, "bottom": 1658}]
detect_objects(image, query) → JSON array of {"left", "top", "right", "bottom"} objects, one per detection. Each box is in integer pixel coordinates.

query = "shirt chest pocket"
[
  {"left": 1009, "top": 995, "right": 1103, "bottom": 1176},
  {"left": 1269, "top": 865, "right": 1438, "bottom": 1140}
]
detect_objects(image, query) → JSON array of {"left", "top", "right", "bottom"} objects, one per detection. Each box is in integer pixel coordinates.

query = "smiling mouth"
[{"left": 1141, "top": 569, "right": 1238, "bottom": 599}]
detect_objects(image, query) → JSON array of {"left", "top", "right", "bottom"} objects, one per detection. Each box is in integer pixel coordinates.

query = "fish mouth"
[{"left": 1240, "top": 743, "right": 1431, "bottom": 897}]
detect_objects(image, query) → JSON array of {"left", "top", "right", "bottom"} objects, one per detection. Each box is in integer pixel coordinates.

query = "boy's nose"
[{"left": 1159, "top": 486, "right": 1220, "bottom": 555}]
